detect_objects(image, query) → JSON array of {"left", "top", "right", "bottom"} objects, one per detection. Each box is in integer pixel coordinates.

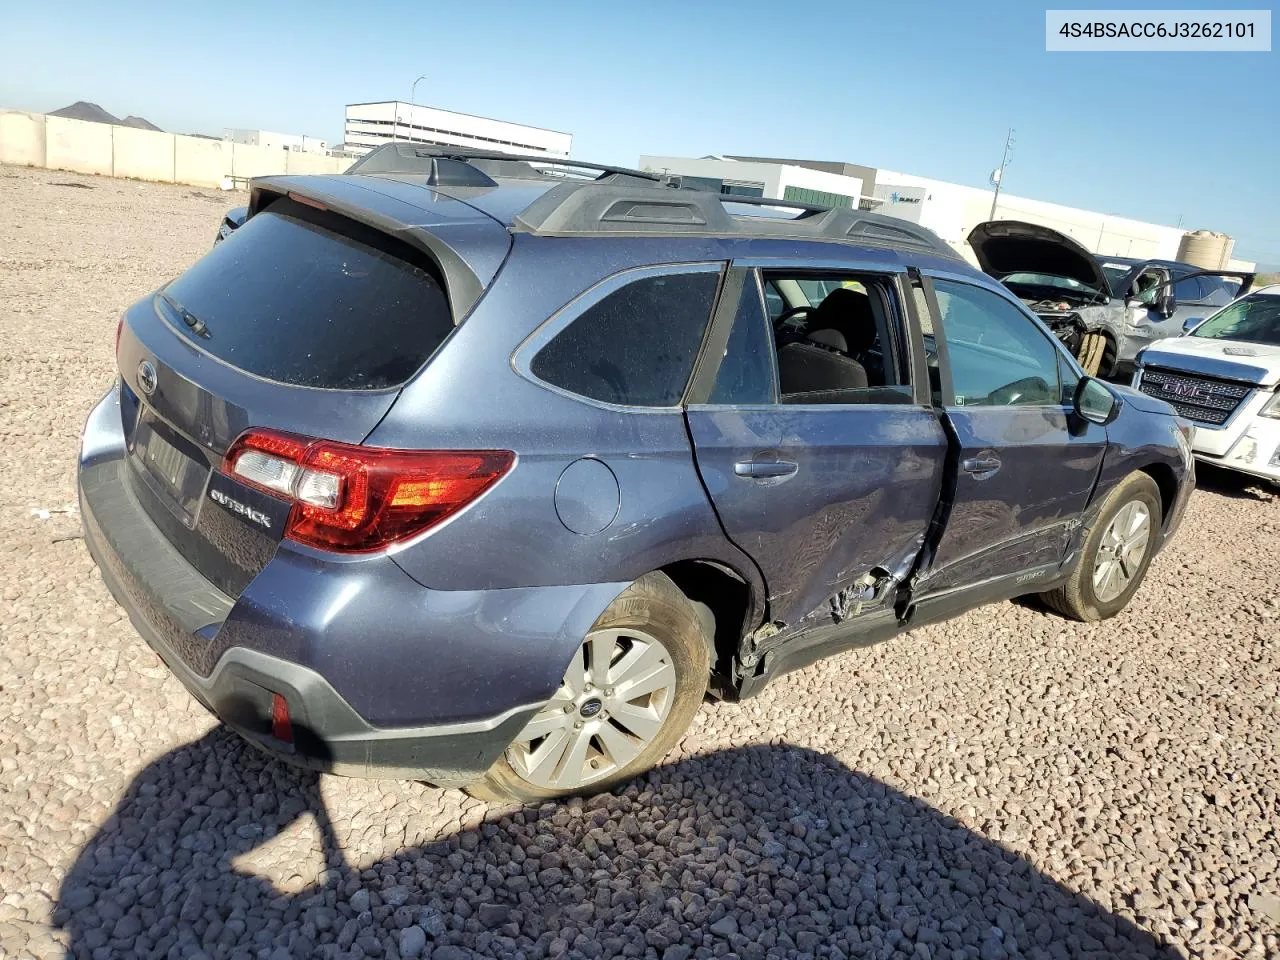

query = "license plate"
[
  {"left": 131, "top": 412, "right": 209, "bottom": 523},
  {"left": 143, "top": 430, "right": 189, "bottom": 490}
]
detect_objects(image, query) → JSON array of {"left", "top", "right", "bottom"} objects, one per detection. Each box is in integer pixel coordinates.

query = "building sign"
[{"left": 873, "top": 184, "right": 927, "bottom": 223}]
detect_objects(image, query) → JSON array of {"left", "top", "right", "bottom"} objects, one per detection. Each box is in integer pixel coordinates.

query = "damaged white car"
[{"left": 1134, "top": 284, "right": 1280, "bottom": 484}]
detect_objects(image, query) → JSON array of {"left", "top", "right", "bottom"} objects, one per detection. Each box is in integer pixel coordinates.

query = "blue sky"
[{"left": 2, "top": 0, "right": 1276, "bottom": 264}]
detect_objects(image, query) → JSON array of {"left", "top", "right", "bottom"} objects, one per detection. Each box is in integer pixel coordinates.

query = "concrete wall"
[
  {"left": 0, "top": 110, "right": 45, "bottom": 166},
  {"left": 1, "top": 109, "right": 350, "bottom": 187},
  {"left": 44, "top": 115, "right": 113, "bottom": 176},
  {"left": 174, "top": 136, "right": 227, "bottom": 188},
  {"left": 113, "top": 126, "right": 176, "bottom": 182}
]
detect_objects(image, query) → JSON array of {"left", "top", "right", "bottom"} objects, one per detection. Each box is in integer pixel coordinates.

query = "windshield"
[
  {"left": 1191, "top": 293, "right": 1280, "bottom": 346},
  {"left": 1002, "top": 271, "right": 1095, "bottom": 294}
]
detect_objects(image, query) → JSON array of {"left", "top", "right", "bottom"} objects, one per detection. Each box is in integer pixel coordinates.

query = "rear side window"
[
  {"left": 530, "top": 269, "right": 720, "bottom": 406},
  {"left": 161, "top": 199, "right": 453, "bottom": 389}
]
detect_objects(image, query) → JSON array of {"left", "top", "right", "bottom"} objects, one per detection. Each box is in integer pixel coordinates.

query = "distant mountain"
[
  {"left": 48, "top": 101, "right": 162, "bottom": 132},
  {"left": 121, "top": 115, "right": 162, "bottom": 132}
]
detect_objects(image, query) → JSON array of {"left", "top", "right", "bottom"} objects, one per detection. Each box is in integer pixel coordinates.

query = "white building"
[
  {"left": 344, "top": 102, "right": 571, "bottom": 158},
  {"left": 637, "top": 155, "right": 1255, "bottom": 271},
  {"left": 224, "top": 129, "right": 328, "bottom": 154},
  {"left": 640, "top": 155, "right": 867, "bottom": 209}
]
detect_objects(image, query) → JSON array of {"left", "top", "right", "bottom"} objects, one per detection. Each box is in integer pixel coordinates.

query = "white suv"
[{"left": 1133, "top": 284, "right": 1280, "bottom": 483}]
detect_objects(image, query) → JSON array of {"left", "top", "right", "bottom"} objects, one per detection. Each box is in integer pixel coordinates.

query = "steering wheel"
[
  {"left": 988, "top": 376, "right": 1050, "bottom": 406},
  {"left": 775, "top": 305, "right": 816, "bottom": 329}
]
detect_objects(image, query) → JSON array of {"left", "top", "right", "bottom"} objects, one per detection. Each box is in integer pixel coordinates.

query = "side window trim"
[
  {"left": 687, "top": 267, "right": 750, "bottom": 404},
  {"left": 511, "top": 261, "right": 725, "bottom": 413},
  {"left": 900, "top": 269, "right": 942, "bottom": 407}
]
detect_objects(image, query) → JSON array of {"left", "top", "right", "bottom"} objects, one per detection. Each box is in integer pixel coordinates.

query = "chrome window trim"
[{"left": 510, "top": 261, "right": 725, "bottom": 414}]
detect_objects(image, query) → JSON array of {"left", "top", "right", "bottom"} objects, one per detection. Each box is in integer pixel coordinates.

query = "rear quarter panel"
[{"left": 365, "top": 235, "right": 767, "bottom": 606}]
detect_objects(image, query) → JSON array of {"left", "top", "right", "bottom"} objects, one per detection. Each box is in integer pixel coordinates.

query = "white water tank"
[{"left": 1177, "top": 230, "right": 1234, "bottom": 269}]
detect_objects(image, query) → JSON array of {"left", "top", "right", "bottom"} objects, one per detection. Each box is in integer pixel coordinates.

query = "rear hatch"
[{"left": 113, "top": 177, "right": 512, "bottom": 597}]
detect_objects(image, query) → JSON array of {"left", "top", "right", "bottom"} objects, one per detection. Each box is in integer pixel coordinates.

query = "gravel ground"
[{"left": 1, "top": 164, "right": 1278, "bottom": 960}]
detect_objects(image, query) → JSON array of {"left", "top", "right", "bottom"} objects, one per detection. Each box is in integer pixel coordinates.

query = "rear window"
[
  {"left": 161, "top": 199, "right": 453, "bottom": 389},
  {"left": 530, "top": 269, "right": 720, "bottom": 406}
]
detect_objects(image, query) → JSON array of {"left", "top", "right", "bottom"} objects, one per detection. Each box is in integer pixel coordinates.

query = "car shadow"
[
  {"left": 54, "top": 729, "right": 1181, "bottom": 959},
  {"left": 1193, "top": 462, "right": 1276, "bottom": 502}
]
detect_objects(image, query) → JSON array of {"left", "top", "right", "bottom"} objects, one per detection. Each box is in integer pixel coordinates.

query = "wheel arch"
[
  {"left": 1138, "top": 461, "right": 1179, "bottom": 532},
  {"left": 659, "top": 558, "right": 762, "bottom": 696}
]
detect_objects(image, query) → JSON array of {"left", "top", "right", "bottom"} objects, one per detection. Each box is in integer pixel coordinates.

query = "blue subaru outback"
[{"left": 80, "top": 148, "right": 1194, "bottom": 800}]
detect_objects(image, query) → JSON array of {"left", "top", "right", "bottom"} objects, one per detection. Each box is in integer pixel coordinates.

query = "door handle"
[
  {"left": 734, "top": 459, "right": 799, "bottom": 479},
  {"left": 961, "top": 455, "right": 1002, "bottom": 477}
]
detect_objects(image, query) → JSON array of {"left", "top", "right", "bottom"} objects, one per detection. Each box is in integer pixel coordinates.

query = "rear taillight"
[
  {"left": 222, "top": 429, "right": 514, "bottom": 552},
  {"left": 115, "top": 317, "right": 123, "bottom": 356}
]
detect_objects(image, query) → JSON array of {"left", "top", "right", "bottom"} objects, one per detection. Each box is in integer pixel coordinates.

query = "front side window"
[
  {"left": 1133, "top": 268, "right": 1169, "bottom": 305},
  {"left": 1173, "top": 274, "right": 1206, "bottom": 303},
  {"left": 931, "top": 279, "right": 1061, "bottom": 407},
  {"left": 530, "top": 269, "right": 720, "bottom": 407}
]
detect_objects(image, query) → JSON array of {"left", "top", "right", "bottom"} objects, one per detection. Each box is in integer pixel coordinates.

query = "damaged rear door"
[{"left": 683, "top": 263, "right": 948, "bottom": 636}]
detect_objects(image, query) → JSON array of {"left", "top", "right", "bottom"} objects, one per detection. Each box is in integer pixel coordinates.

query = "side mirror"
[
  {"left": 1074, "top": 377, "right": 1119, "bottom": 426},
  {"left": 1182, "top": 315, "right": 1205, "bottom": 334},
  {"left": 213, "top": 207, "right": 248, "bottom": 246},
  {"left": 1157, "top": 290, "right": 1177, "bottom": 319}
]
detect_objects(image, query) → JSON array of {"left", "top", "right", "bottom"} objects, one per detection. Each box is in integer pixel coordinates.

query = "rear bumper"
[{"left": 78, "top": 385, "right": 625, "bottom": 786}]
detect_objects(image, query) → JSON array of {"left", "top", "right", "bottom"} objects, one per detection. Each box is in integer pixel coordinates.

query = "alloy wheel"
[
  {"left": 506, "top": 628, "right": 677, "bottom": 791},
  {"left": 1093, "top": 500, "right": 1152, "bottom": 603}
]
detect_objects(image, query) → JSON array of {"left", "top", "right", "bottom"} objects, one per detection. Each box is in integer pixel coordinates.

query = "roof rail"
[
  {"left": 511, "top": 182, "right": 961, "bottom": 258},
  {"left": 347, "top": 142, "right": 662, "bottom": 184}
]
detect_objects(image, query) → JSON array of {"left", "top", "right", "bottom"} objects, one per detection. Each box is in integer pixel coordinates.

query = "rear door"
[
  {"left": 684, "top": 263, "right": 948, "bottom": 628},
  {"left": 917, "top": 273, "right": 1108, "bottom": 596}
]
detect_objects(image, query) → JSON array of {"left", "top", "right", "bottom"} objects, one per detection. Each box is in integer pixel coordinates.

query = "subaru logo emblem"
[{"left": 137, "top": 360, "right": 158, "bottom": 396}]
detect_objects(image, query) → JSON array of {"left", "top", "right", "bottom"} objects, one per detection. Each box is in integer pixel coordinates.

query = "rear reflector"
[
  {"left": 271, "top": 693, "right": 293, "bottom": 743},
  {"left": 223, "top": 429, "right": 514, "bottom": 552},
  {"left": 287, "top": 191, "right": 328, "bottom": 211}
]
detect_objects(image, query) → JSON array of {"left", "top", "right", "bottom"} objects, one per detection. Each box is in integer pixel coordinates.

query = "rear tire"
[
  {"left": 1041, "top": 472, "right": 1162, "bottom": 622},
  {"left": 467, "top": 573, "right": 710, "bottom": 802}
]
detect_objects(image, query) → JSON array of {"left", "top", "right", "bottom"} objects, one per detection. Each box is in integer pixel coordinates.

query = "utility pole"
[{"left": 988, "top": 128, "right": 1015, "bottom": 220}]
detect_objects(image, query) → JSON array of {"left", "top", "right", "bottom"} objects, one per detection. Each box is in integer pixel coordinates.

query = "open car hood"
[{"left": 968, "top": 220, "right": 1111, "bottom": 297}]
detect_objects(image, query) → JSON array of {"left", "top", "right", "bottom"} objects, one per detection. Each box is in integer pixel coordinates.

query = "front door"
[
  {"left": 685, "top": 265, "right": 948, "bottom": 629},
  {"left": 920, "top": 275, "right": 1108, "bottom": 595}
]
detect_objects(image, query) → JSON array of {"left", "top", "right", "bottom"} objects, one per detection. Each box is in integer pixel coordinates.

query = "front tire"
[
  {"left": 468, "top": 573, "right": 710, "bottom": 802},
  {"left": 1076, "top": 332, "right": 1107, "bottom": 376},
  {"left": 1041, "top": 472, "right": 1162, "bottom": 622}
]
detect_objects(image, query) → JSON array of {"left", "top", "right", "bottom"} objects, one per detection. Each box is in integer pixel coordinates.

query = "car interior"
[{"left": 761, "top": 274, "right": 912, "bottom": 404}]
